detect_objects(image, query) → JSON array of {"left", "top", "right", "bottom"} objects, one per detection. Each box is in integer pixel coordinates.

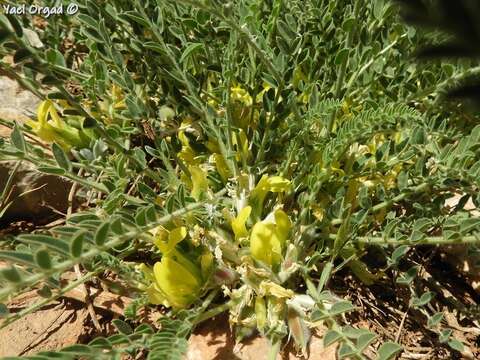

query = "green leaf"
[
  {"left": 10, "top": 123, "right": 26, "bottom": 152},
  {"left": 338, "top": 343, "right": 355, "bottom": 358},
  {"left": 373, "top": 0, "right": 385, "bottom": 19},
  {"left": 121, "top": 11, "right": 150, "bottom": 27},
  {"left": 329, "top": 301, "right": 355, "bottom": 316},
  {"left": 376, "top": 342, "right": 402, "bottom": 360},
  {"left": 138, "top": 183, "right": 156, "bottom": 200},
  {"left": 335, "top": 48, "right": 349, "bottom": 65},
  {"left": 18, "top": 234, "right": 70, "bottom": 255},
  {"left": 357, "top": 332, "right": 377, "bottom": 351},
  {"left": 411, "top": 291, "right": 434, "bottom": 307},
  {"left": 110, "top": 217, "right": 124, "bottom": 235},
  {"left": 53, "top": 143, "right": 72, "bottom": 172},
  {"left": 62, "top": 344, "right": 93, "bottom": 355},
  {"left": 70, "top": 231, "right": 85, "bottom": 257},
  {"left": 35, "top": 249, "right": 52, "bottom": 269},
  {"left": 448, "top": 338, "right": 464, "bottom": 352},
  {"left": 180, "top": 43, "right": 204, "bottom": 64},
  {"left": 397, "top": 171, "right": 408, "bottom": 190},
  {"left": 6, "top": 14, "right": 23, "bottom": 37},
  {"left": 396, "top": 266, "right": 418, "bottom": 285},
  {"left": 95, "top": 222, "right": 110, "bottom": 246},
  {"left": 342, "top": 326, "right": 372, "bottom": 339},
  {"left": 324, "top": 330, "right": 342, "bottom": 347},
  {"left": 135, "top": 208, "right": 147, "bottom": 226},
  {"left": 37, "top": 284, "right": 52, "bottom": 298},
  {"left": 108, "top": 334, "right": 130, "bottom": 345},
  {"left": 83, "top": 27, "right": 104, "bottom": 43},
  {"left": 46, "top": 49, "right": 66, "bottom": 68},
  {"left": 390, "top": 245, "right": 410, "bottom": 265},
  {"left": 358, "top": 186, "right": 372, "bottom": 209},
  {"left": 47, "top": 91, "right": 69, "bottom": 100},
  {"left": 0, "top": 251, "right": 35, "bottom": 266},
  {"left": 439, "top": 329, "right": 452, "bottom": 343},
  {"left": 77, "top": 14, "right": 98, "bottom": 29},
  {"left": 37, "top": 166, "right": 66, "bottom": 175},
  {"left": 427, "top": 312, "right": 444, "bottom": 328},
  {"left": 88, "top": 337, "right": 112, "bottom": 349},
  {"left": 1, "top": 266, "right": 22, "bottom": 283},
  {"left": 145, "top": 205, "right": 157, "bottom": 223},
  {"left": 342, "top": 17, "right": 356, "bottom": 32},
  {"left": 112, "top": 319, "right": 133, "bottom": 335},
  {"left": 277, "top": 20, "right": 295, "bottom": 42},
  {"left": 318, "top": 261, "right": 333, "bottom": 292}
]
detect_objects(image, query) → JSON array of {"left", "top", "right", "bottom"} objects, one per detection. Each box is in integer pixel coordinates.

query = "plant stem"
[
  {"left": 268, "top": 340, "right": 281, "bottom": 360},
  {"left": 192, "top": 302, "right": 231, "bottom": 325},
  {"left": 337, "top": 234, "right": 480, "bottom": 246}
]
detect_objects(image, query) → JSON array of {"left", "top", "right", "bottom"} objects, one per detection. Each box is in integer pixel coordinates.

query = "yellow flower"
[
  {"left": 249, "top": 175, "right": 291, "bottom": 213},
  {"left": 27, "top": 100, "right": 91, "bottom": 150},
  {"left": 177, "top": 120, "right": 201, "bottom": 166},
  {"left": 231, "top": 206, "right": 252, "bottom": 241},
  {"left": 250, "top": 209, "right": 292, "bottom": 267},
  {"left": 152, "top": 255, "right": 203, "bottom": 308},
  {"left": 190, "top": 165, "right": 208, "bottom": 200},
  {"left": 231, "top": 84, "right": 253, "bottom": 106},
  {"left": 233, "top": 129, "right": 250, "bottom": 163},
  {"left": 153, "top": 226, "right": 187, "bottom": 255},
  {"left": 252, "top": 175, "right": 291, "bottom": 195},
  {"left": 212, "top": 153, "right": 231, "bottom": 182}
]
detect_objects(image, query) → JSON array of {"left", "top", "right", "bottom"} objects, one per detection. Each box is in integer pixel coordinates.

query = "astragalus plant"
[{"left": 0, "top": 0, "right": 479, "bottom": 359}]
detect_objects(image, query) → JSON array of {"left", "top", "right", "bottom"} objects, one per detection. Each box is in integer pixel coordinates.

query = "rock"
[
  {"left": 0, "top": 304, "right": 89, "bottom": 357},
  {"left": 187, "top": 315, "right": 337, "bottom": 360},
  {"left": 0, "top": 161, "right": 72, "bottom": 226},
  {"left": 0, "top": 76, "right": 39, "bottom": 137}
]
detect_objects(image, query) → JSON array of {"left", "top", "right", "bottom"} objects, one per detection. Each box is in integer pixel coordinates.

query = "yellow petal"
[
  {"left": 178, "top": 141, "right": 199, "bottom": 165},
  {"left": 37, "top": 100, "right": 50, "bottom": 125},
  {"left": 154, "top": 227, "right": 187, "bottom": 255},
  {"left": 153, "top": 257, "right": 201, "bottom": 309},
  {"left": 169, "top": 227, "right": 187, "bottom": 247},
  {"left": 274, "top": 209, "right": 291, "bottom": 244},
  {"left": 190, "top": 166, "right": 208, "bottom": 200},
  {"left": 48, "top": 102, "right": 63, "bottom": 128},
  {"left": 250, "top": 221, "right": 282, "bottom": 266},
  {"left": 231, "top": 206, "right": 252, "bottom": 241},
  {"left": 200, "top": 251, "right": 214, "bottom": 278},
  {"left": 250, "top": 175, "right": 291, "bottom": 210},
  {"left": 145, "top": 284, "right": 167, "bottom": 305},
  {"left": 265, "top": 176, "right": 291, "bottom": 192},
  {"left": 213, "top": 153, "right": 231, "bottom": 182}
]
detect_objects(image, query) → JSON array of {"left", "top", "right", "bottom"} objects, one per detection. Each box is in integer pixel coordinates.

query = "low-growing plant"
[{"left": 0, "top": 0, "right": 479, "bottom": 359}]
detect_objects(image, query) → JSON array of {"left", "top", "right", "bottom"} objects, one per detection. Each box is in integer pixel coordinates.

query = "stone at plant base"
[
  {"left": 0, "top": 75, "right": 71, "bottom": 225},
  {"left": 0, "top": 161, "right": 72, "bottom": 226},
  {"left": 0, "top": 76, "right": 40, "bottom": 137},
  {"left": 186, "top": 315, "right": 337, "bottom": 360}
]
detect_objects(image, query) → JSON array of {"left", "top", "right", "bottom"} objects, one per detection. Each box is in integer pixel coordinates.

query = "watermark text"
[{"left": 2, "top": 3, "right": 79, "bottom": 17}]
